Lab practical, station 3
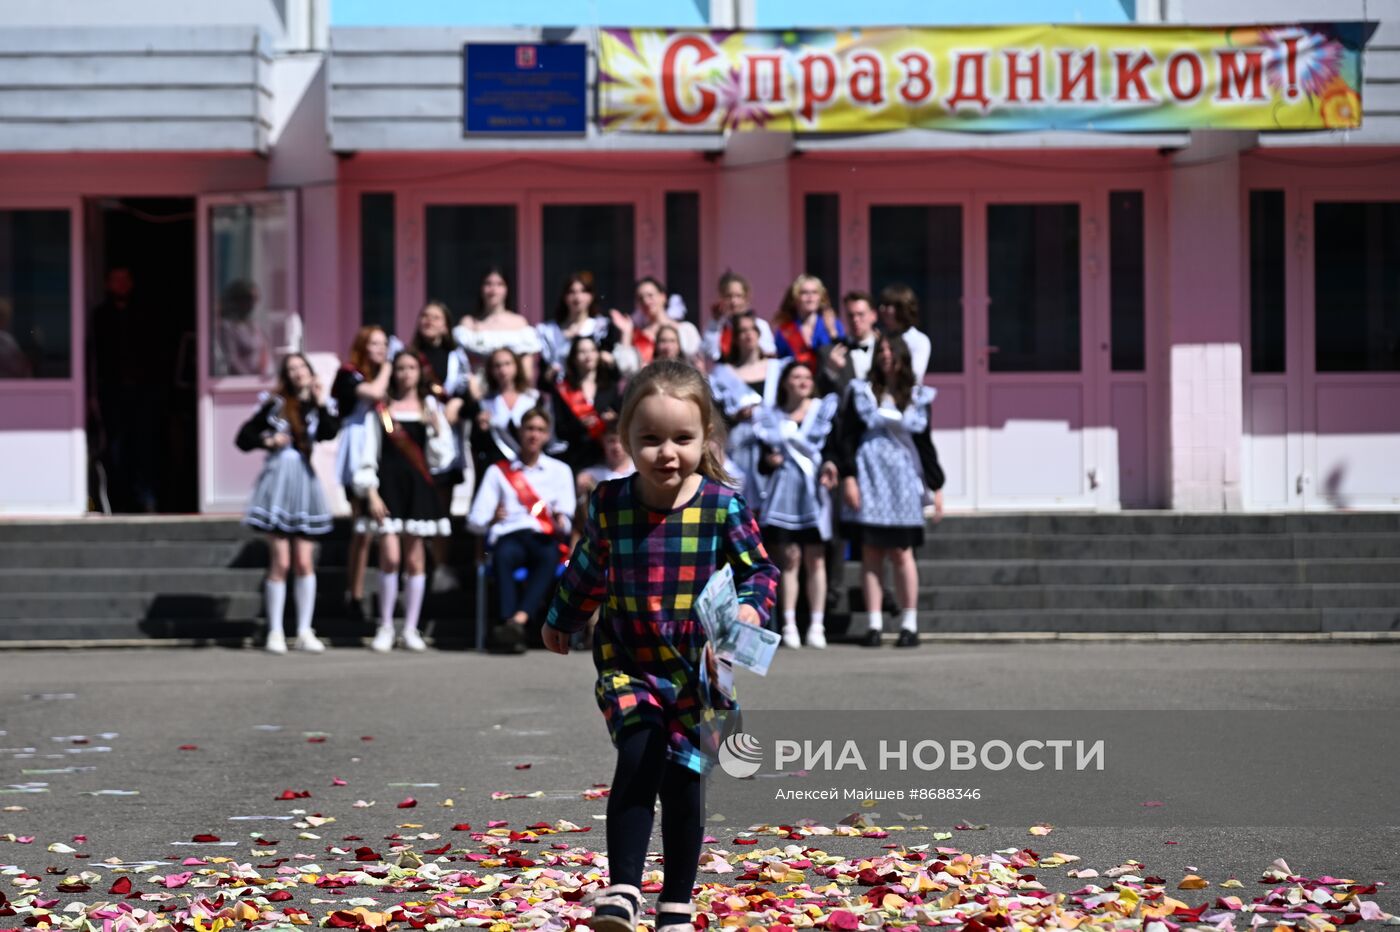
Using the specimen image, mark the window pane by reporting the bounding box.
[360,193,395,334]
[1249,190,1286,373]
[425,204,517,323]
[210,199,292,379]
[1315,201,1400,373]
[869,204,963,374]
[0,209,70,379]
[665,192,701,326]
[987,203,1080,373]
[542,204,634,316]
[804,193,840,298]
[1109,191,1145,372]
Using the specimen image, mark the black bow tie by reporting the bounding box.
[851,343,872,353]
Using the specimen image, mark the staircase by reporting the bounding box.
[0,518,472,645]
[846,513,1400,636]
[0,513,1397,644]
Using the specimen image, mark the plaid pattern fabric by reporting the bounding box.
[546,475,779,774]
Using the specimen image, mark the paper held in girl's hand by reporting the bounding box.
[695,564,780,676]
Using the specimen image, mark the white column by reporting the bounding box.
[1165,130,1255,511]
[715,130,794,313]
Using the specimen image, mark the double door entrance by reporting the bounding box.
[834,180,1163,511]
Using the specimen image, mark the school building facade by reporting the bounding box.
[1,0,1398,517]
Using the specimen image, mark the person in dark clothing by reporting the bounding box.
[89,267,162,513]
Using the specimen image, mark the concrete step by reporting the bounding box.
[0,592,264,620]
[0,611,473,642]
[912,513,1400,535]
[833,583,1400,612]
[907,533,1400,561]
[0,541,265,569]
[835,558,1400,587]
[0,568,266,594]
[840,608,1400,634]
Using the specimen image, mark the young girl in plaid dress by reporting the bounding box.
[543,360,779,932]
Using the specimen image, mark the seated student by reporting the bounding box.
[466,407,576,654]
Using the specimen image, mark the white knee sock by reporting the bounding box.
[378,571,399,630]
[402,574,426,634]
[264,580,287,635]
[900,609,919,632]
[809,611,825,632]
[782,610,798,631]
[293,575,317,636]
[867,610,883,632]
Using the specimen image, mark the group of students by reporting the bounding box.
[235,266,944,653]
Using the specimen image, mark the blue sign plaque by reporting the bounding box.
[464,43,587,135]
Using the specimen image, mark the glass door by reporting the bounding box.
[528,192,645,321]
[197,191,298,512]
[862,196,972,505]
[0,197,83,515]
[1298,193,1400,510]
[972,196,1099,509]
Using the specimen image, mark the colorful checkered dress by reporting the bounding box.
[546,474,779,774]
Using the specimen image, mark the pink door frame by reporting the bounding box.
[0,190,85,515]
[792,151,1169,510]
[336,153,721,338]
[1241,150,1400,511]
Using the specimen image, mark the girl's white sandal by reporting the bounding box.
[655,900,696,932]
[586,884,643,932]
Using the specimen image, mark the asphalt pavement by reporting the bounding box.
[1,642,1397,928]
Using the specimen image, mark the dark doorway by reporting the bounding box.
[86,198,197,513]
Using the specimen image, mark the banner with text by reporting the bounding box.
[597,24,1366,133]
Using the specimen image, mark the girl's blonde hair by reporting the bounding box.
[618,360,733,487]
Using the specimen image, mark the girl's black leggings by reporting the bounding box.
[605,725,706,904]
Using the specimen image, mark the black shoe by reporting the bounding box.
[861,629,883,647]
[490,622,528,654]
[345,597,366,623]
[895,630,920,648]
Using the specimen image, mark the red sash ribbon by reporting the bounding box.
[555,379,606,440]
[497,459,569,560]
[378,403,435,485]
[633,328,655,365]
[778,319,817,368]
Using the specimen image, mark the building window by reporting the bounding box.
[1109,191,1145,372]
[0,209,70,379]
[541,204,635,316]
[210,199,293,380]
[804,193,840,297]
[987,203,1081,373]
[360,193,395,335]
[1314,201,1400,373]
[425,205,518,323]
[1249,190,1286,374]
[665,192,701,326]
[869,204,963,374]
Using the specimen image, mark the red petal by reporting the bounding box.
[178,745,198,751]
[307,737,327,744]
[191,834,221,843]
[265,890,294,902]
[514,763,532,770]
[397,798,417,809]
[734,839,758,845]
[354,846,383,862]
[277,789,311,800]
[108,877,133,895]
[361,736,374,741]
[451,824,472,831]
[425,844,451,855]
